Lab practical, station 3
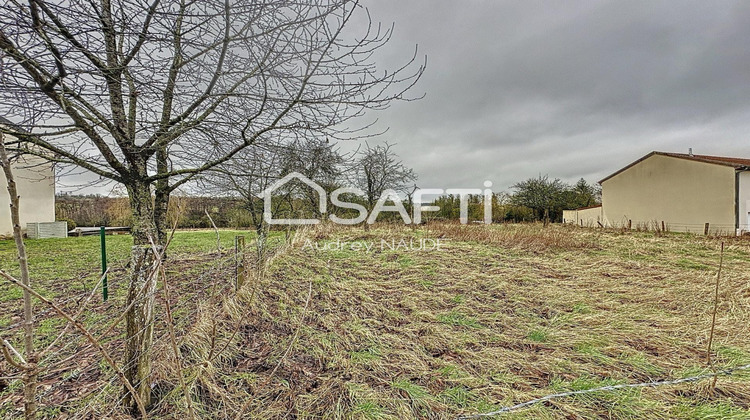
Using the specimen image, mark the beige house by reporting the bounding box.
[0,122,56,236]
[574,151,750,234]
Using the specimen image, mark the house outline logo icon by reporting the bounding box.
[258,172,326,224]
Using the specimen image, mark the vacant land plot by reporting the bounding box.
[215,224,750,419]
[1,224,749,419]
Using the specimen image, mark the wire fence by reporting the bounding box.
[457,363,750,419]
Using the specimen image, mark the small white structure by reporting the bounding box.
[0,120,56,237]
[563,205,603,227]
[27,221,67,239]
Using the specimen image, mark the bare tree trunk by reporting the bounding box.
[364,204,372,232]
[0,134,37,420]
[123,180,160,413]
[153,146,170,247]
[255,220,269,266]
[153,188,169,249]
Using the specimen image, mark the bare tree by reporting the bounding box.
[200,142,291,259]
[352,142,416,227]
[0,132,37,420]
[201,138,344,257]
[0,0,423,410]
[201,145,286,235]
[279,137,346,218]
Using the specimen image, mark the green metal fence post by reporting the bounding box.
[100,226,108,301]
[235,235,246,290]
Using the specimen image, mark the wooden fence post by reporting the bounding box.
[661,220,665,233]
[628,220,632,230]
[235,235,246,290]
[704,222,710,236]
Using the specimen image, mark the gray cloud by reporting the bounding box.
[357,0,750,191]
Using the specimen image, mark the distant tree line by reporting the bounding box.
[56,194,251,230]
[426,176,600,224]
[56,141,420,230]
[509,176,601,223]
[58,174,600,228]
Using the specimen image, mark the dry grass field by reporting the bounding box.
[1,224,750,419]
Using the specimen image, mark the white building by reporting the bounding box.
[0,120,56,236]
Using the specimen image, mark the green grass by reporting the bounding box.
[572,302,592,314]
[674,258,712,271]
[350,346,382,364]
[0,229,262,307]
[352,401,388,419]
[672,401,750,419]
[575,341,608,359]
[619,351,664,376]
[437,364,468,379]
[439,386,476,408]
[716,346,750,366]
[0,229,257,278]
[391,379,431,401]
[437,311,482,328]
[527,328,550,343]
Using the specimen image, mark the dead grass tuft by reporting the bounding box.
[427,221,602,252]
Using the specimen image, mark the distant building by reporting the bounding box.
[0,119,56,236]
[562,205,603,227]
[567,151,750,235]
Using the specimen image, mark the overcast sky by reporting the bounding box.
[350,0,750,192]
[53,1,750,195]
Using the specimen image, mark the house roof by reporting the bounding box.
[599,151,750,184]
